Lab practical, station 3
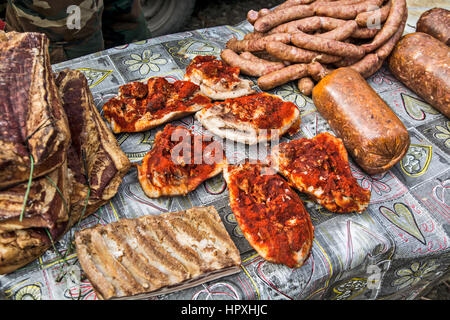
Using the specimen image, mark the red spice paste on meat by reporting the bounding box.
[185,55,240,88]
[102,77,210,132]
[229,163,313,268]
[279,133,370,209]
[212,93,298,129]
[141,125,223,187]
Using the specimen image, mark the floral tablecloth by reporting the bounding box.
[1,1,449,300]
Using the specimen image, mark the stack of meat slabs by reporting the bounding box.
[0,31,131,274]
[0,31,71,274]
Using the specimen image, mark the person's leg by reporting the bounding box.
[5,0,104,63]
[102,0,151,49]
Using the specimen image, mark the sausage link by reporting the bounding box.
[274,0,318,11]
[319,20,358,40]
[247,10,259,24]
[307,61,332,81]
[355,0,391,28]
[266,41,341,64]
[226,33,291,53]
[352,27,380,38]
[316,16,382,39]
[268,16,356,35]
[249,0,318,24]
[312,67,410,175]
[311,0,367,10]
[268,16,322,34]
[362,0,406,52]
[220,49,284,77]
[314,0,384,19]
[253,5,315,33]
[291,31,365,58]
[257,64,309,90]
[239,51,286,69]
[298,77,315,95]
[374,12,406,59]
[349,12,406,77]
[243,32,266,40]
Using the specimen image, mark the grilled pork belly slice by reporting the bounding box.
[75,206,241,299]
[195,92,300,145]
[102,77,211,133]
[55,69,131,223]
[271,132,371,213]
[184,55,254,100]
[137,124,227,198]
[223,161,314,268]
[0,31,70,189]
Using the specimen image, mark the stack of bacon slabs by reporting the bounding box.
[223,161,314,268]
[271,132,371,213]
[136,124,227,198]
[184,55,255,100]
[102,77,211,133]
[75,206,241,300]
[195,92,301,145]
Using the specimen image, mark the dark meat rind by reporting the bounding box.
[388,32,450,119]
[312,67,410,175]
[0,31,70,189]
[55,69,131,224]
[416,8,450,45]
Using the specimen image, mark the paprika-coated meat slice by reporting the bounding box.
[136,124,226,198]
[102,77,211,133]
[184,55,255,100]
[195,92,300,145]
[223,161,314,268]
[271,132,371,213]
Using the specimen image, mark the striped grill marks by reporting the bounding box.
[75,206,241,299]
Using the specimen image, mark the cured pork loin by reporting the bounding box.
[0,31,71,189]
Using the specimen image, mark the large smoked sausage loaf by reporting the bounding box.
[416,8,450,45]
[312,67,410,175]
[388,32,450,118]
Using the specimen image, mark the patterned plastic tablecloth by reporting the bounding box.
[1,1,449,300]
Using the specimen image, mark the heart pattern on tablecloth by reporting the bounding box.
[379,203,426,245]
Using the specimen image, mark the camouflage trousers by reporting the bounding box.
[5,0,151,63]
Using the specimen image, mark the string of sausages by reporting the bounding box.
[221,0,407,95]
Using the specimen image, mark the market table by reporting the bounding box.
[1,1,449,300]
